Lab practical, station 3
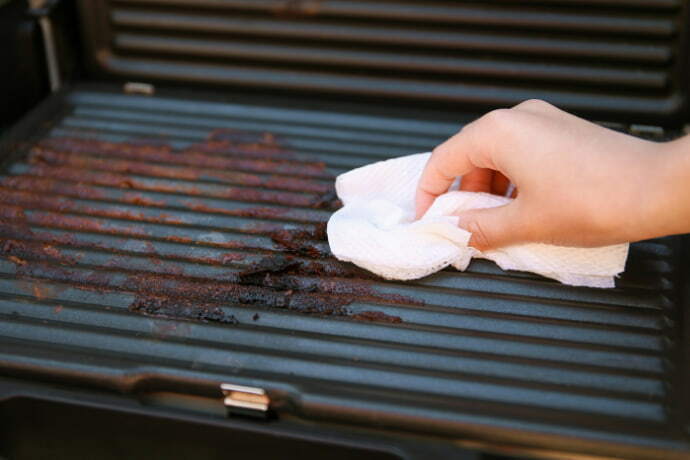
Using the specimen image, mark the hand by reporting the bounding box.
[415,99,690,251]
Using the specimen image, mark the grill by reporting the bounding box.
[1,0,690,458]
[0,84,688,459]
[79,0,690,123]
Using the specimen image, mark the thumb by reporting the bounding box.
[456,204,523,251]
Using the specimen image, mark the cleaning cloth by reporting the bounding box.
[326,153,628,287]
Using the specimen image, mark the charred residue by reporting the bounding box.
[130,295,238,324]
[124,268,353,318]
[36,137,328,177]
[1,239,77,267]
[0,132,411,325]
[308,190,341,209]
[28,148,333,194]
[269,223,329,258]
[352,311,403,324]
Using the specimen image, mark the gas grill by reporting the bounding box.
[0,1,689,459]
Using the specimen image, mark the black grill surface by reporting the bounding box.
[0,84,688,459]
[77,0,690,124]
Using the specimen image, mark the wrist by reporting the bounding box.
[640,137,690,241]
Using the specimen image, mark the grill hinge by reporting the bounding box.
[220,383,271,418]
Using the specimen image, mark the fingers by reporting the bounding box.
[456,203,526,251]
[459,168,493,193]
[415,101,542,219]
[415,187,438,221]
[415,129,478,218]
[458,169,511,196]
[491,172,511,196]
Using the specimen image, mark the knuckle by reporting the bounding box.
[431,144,446,158]
[471,109,516,153]
[515,98,551,111]
[479,108,514,132]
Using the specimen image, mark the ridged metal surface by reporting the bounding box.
[76,0,689,123]
[0,87,688,458]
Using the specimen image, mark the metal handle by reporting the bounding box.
[29,0,61,92]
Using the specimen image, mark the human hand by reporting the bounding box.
[415,99,689,251]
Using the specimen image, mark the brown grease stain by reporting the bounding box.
[0,133,415,326]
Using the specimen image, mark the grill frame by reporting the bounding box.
[0,82,688,459]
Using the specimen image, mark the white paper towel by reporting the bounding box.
[327,153,628,287]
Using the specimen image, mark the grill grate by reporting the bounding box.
[0,86,688,458]
[77,0,690,123]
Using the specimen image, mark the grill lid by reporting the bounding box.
[76,0,690,125]
[0,84,688,459]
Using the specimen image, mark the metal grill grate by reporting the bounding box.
[0,86,687,458]
[77,0,690,124]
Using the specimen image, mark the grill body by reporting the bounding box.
[0,84,688,459]
[1,0,689,458]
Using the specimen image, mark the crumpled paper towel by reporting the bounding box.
[326,153,628,287]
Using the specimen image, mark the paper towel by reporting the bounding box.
[326,153,628,287]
